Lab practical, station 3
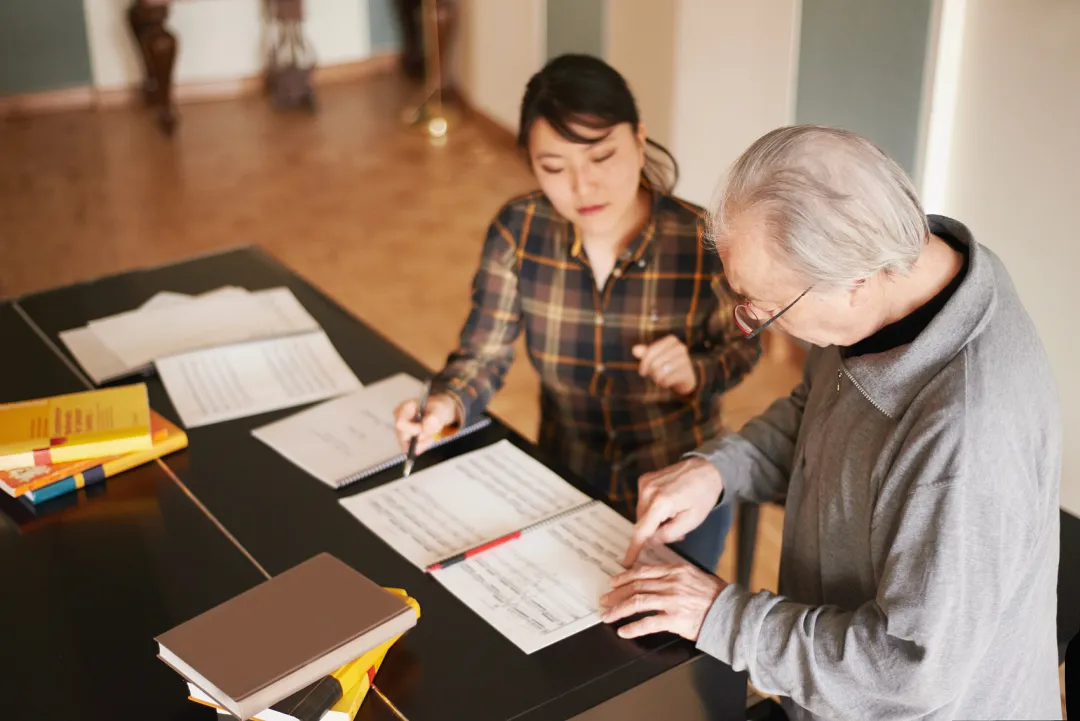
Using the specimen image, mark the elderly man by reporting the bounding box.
[601,126,1062,720]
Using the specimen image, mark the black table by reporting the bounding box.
[9,248,750,720]
[0,302,405,721]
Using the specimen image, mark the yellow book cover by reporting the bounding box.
[0,384,153,471]
[328,587,420,719]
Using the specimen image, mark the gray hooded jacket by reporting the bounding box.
[694,216,1062,721]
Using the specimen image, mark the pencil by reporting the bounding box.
[425,500,596,572]
[403,380,431,477]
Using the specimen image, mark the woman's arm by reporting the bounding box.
[690,273,763,396]
[431,205,524,426]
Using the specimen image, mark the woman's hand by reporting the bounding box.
[393,394,460,456]
[632,335,697,395]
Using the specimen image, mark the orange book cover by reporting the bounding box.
[0,411,186,498]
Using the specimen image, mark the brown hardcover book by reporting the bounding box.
[155,553,416,720]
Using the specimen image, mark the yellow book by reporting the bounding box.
[328,588,420,719]
[0,384,153,471]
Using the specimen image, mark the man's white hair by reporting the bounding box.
[708,125,929,290]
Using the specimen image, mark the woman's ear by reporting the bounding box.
[636,122,647,165]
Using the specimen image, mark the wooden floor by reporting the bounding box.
[0,72,1068,715]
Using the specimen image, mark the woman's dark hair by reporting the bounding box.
[517,54,679,194]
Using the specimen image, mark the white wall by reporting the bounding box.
[925,0,1080,515]
[670,0,802,206]
[456,0,546,133]
[604,0,677,148]
[83,0,372,91]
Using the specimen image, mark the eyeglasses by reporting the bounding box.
[733,286,812,339]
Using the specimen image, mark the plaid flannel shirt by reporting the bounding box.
[432,189,761,510]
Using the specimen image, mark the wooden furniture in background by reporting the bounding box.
[394,0,459,101]
[126,0,317,134]
[127,0,178,134]
[266,0,317,111]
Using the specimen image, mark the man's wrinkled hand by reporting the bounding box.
[600,563,727,642]
[623,457,725,567]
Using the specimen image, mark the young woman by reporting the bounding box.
[393,54,760,570]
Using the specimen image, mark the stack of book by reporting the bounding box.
[156,553,419,721]
[0,384,187,506]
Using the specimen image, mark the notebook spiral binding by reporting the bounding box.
[330,416,493,489]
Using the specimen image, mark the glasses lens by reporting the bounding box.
[733,305,759,336]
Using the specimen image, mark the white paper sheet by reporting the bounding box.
[87,287,319,369]
[433,502,682,653]
[59,290,201,384]
[251,372,493,487]
[251,373,436,486]
[138,290,203,311]
[156,331,362,428]
[187,683,350,721]
[339,440,683,653]
[59,287,270,385]
[340,440,593,568]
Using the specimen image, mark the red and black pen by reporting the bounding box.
[425,500,596,573]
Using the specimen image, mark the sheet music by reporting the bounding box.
[86,287,319,369]
[252,372,466,486]
[340,440,592,568]
[433,502,682,653]
[340,440,684,653]
[156,331,362,427]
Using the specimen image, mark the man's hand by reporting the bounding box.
[623,457,724,567]
[600,563,727,641]
[632,335,697,395]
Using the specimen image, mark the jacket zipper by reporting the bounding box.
[837,364,893,419]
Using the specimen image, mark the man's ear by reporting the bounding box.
[848,277,871,307]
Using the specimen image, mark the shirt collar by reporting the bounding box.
[841,216,996,418]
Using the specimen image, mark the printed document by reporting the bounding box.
[339,440,683,653]
[156,331,362,428]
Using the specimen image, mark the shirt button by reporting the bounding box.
[595,314,604,326]
[608,429,617,439]
[595,363,605,373]
[612,268,622,278]
[637,259,647,268]
[703,339,712,349]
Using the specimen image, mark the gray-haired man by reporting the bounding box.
[601,125,1062,721]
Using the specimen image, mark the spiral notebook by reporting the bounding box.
[251,372,491,489]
